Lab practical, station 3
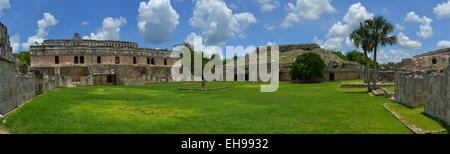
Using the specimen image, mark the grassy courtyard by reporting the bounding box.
[2,82,413,134]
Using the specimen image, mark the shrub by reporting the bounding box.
[291,53,326,83]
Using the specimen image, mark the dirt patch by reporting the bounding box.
[0,129,10,134]
[116,106,184,118]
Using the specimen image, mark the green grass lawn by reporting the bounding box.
[385,103,448,133]
[3,82,412,134]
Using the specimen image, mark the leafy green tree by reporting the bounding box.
[291,53,326,83]
[346,50,377,68]
[331,51,348,61]
[16,51,31,65]
[379,62,395,70]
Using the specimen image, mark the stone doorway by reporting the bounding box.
[94,74,116,85]
[329,73,335,81]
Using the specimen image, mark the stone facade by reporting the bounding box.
[395,61,450,124]
[30,33,177,86]
[275,44,362,81]
[396,48,450,72]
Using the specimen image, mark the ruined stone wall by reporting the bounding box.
[396,48,450,72]
[365,71,396,83]
[395,72,426,108]
[423,70,450,124]
[0,23,17,114]
[16,75,36,107]
[395,65,450,124]
[0,59,17,114]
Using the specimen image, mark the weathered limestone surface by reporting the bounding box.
[423,69,450,124]
[29,33,177,85]
[395,62,450,124]
[397,48,450,72]
[1,23,59,114]
[395,72,425,108]
[0,23,18,114]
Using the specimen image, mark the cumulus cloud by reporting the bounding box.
[397,33,422,49]
[434,0,450,19]
[256,0,279,13]
[395,23,405,31]
[378,49,411,64]
[83,17,127,40]
[9,34,20,53]
[184,32,223,57]
[282,0,336,28]
[21,12,58,50]
[190,0,257,45]
[317,2,374,50]
[0,0,10,16]
[437,40,450,49]
[138,0,180,44]
[404,12,433,39]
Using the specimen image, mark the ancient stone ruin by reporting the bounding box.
[1,23,57,114]
[395,58,450,125]
[29,33,177,86]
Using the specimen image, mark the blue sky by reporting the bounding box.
[1,0,450,63]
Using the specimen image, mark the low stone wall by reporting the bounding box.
[16,75,36,106]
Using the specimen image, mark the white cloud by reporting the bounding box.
[138,0,180,44]
[0,0,10,16]
[404,12,433,39]
[318,2,374,50]
[184,32,223,56]
[264,24,276,31]
[190,0,257,45]
[434,0,450,19]
[378,49,411,64]
[9,34,20,53]
[21,12,58,50]
[81,21,90,26]
[83,17,127,40]
[397,33,422,49]
[395,23,405,31]
[282,0,336,28]
[256,0,279,13]
[266,42,277,46]
[437,40,450,49]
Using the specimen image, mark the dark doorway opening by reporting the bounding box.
[107,75,116,84]
[329,73,335,81]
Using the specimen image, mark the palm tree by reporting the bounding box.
[364,16,397,90]
[350,23,375,92]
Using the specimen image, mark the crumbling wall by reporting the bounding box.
[423,70,450,124]
[0,58,17,114]
[395,65,450,124]
[395,72,426,108]
[16,75,36,107]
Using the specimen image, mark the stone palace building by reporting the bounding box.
[29,33,177,86]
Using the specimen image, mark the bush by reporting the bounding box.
[291,53,325,82]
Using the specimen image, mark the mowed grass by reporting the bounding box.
[3,82,411,134]
[385,103,448,133]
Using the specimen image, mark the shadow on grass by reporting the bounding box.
[421,113,450,133]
